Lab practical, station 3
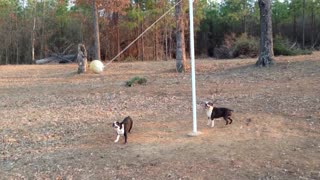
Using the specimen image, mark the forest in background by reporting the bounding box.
[0,0,319,65]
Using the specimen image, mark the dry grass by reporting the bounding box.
[0,52,320,179]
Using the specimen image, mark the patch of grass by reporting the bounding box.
[123,56,137,62]
[293,48,312,55]
[125,76,147,87]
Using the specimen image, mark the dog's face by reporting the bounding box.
[112,121,121,129]
[204,102,214,109]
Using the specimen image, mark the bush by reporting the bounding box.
[273,35,312,56]
[213,33,235,59]
[125,76,147,87]
[123,56,137,62]
[214,33,259,59]
[273,35,296,56]
[214,34,312,59]
[214,46,233,59]
[232,33,259,58]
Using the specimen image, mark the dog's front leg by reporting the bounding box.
[114,134,120,143]
[211,119,215,127]
[207,118,211,126]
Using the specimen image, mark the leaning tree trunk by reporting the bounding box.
[256,0,274,67]
[175,0,187,72]
[77,44,88,74]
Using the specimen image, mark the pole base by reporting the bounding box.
[187,131,202,137]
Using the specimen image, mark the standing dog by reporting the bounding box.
[112,116,133,144]
[205,102,233,127]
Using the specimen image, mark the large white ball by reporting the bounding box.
[89,60,105,74]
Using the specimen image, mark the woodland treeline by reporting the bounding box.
[0,0,319,65]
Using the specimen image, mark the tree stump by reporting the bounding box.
[77,44,88,74]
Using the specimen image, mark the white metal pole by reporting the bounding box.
[189,0,198,134]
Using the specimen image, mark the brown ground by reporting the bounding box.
[0,53,319,180]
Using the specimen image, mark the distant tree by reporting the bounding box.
[220,0,255,34]
[175,0,187,72]
[78,0,129,61]
[256,0,274,67]
[272,0,290,35]
[92,0,101,60]
[302,0,306,49]
[31,3,36,64]
[289,0,301,42]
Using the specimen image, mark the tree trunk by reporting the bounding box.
[40,0,46,59]
[93,0,101,60]
[115,13,120,60]
[256,0,274,67]
[138,21,142,61]
[154,27,158,60]
[31,6,36,64]
[243,0,247,34]
[293,6,297,42]
[16,43,19,64]
[15,19,19,64]
[165,23,168,61]
[175,0,187,72]
[311,3,315,48]
[5,47,9,65]
[77,44,88,74]
[302,0,305,49]
[141,21,145,61]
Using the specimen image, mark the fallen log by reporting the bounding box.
[35,54,76,64]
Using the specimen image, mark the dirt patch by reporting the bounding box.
[1,53,320,179]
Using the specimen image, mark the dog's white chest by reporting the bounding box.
[206,107,213,118]
[115,128,124,135]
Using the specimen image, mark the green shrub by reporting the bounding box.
[273,35,312,56]
[126,76,147,87]
[273,35,296,56]
[232,33,259,58]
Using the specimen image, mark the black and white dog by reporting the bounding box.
[112,116,133,144]
[204,101,234,127]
